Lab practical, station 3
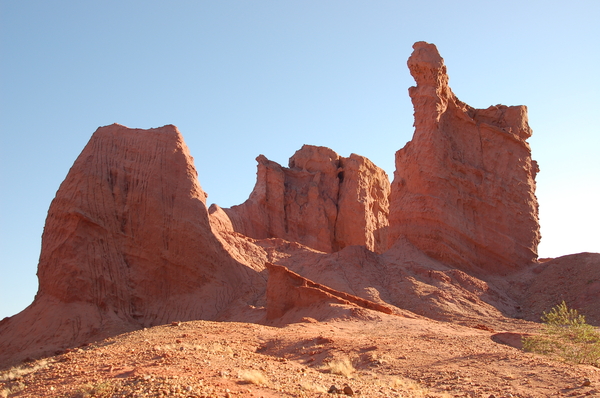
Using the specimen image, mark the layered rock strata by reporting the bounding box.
[388,41,540,274]
[265,263,393,321]
[0,124,263,366]
[223,145,390,253]
[0,42,554,369]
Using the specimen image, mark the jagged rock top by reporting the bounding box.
[388,41,540,274]
[407,41,448,88]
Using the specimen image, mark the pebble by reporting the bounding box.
[583,378,591,386]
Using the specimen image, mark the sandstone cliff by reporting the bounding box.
[223,145,390,253]
[0,124,264,366]
[5,42,591,372]
[388,41,540,274]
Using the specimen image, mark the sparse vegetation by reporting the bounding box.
[390,377,430,397]
[1,383,25,398]
[0,359,51,382]
[73,381,115,398]
[300,381,328,393]
[0,359,52,397]
[239,369,269,386]
[326,357,355,378]
[523,301,600,367]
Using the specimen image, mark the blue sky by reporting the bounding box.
[1,1,599,319]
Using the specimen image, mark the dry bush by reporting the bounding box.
[0,359,51,398]
[239,369,268,386]
[1,383,25,398]
[327,357,355,378]
[0,359,50,382]
[300,381,328,393]
[390,377,429,397]
[73,381,115,398]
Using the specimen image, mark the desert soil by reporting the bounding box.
[1,310,599,398]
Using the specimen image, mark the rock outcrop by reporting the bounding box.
[0,124,263,366]
[223,145,390,253]
[1,42,560,370]
[388,41,540,274]
[265,263,393,321]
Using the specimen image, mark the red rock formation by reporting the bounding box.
[388,41,540,274]
[0,42,560,369]
[265,263,393,321]
[224,145,390,253]
[0,124,263,367]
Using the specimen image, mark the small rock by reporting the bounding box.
[328,385,339,394]
[583,378,591,386]
[343,385,354,396]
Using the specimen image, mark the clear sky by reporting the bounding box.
[1,1,599,320]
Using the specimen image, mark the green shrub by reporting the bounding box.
[523,301,600,367]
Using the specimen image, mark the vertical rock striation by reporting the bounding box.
[36,124,256,321]
[388,42,540,273]
[223,145,390,253]
[0,124,261,367]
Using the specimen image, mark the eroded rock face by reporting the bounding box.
[224,145,390,253]
[0,124,263,366]
[388,42,540,274]
[265,262,393,321]
[36,124,258,320]
[1,42,552,369]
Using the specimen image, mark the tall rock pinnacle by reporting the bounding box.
[388,41,540,274]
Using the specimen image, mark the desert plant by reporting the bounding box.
[300,381,327,393]
[238,369,268,386]
[523,301,600,367]
[326,357,354,378]
[390,377,430,397]
[0,359,50,382]
[73,381,115,398]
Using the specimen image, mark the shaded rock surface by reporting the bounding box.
[521,252,600,325]
[265,262,393,322]
[388,41,540,274]
[0,124,264,366]
[223,145,390,254]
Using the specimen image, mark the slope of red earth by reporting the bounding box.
[2,315,599,398]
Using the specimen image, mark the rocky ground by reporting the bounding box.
[2,310,598,398]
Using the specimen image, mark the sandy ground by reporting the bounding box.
[2,310,599,398]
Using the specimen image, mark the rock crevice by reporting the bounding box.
[223,145,390,254]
